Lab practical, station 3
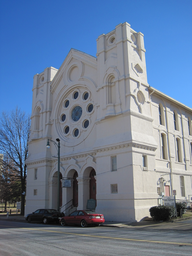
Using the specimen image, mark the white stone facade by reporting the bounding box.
[26,22,192,222]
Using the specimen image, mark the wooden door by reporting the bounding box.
[165,185,170,197]
[90,169,96,200]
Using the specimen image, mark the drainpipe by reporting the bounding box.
[165,105,173,196]
[181,114,187,170]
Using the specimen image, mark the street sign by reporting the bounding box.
[16,202,21,210]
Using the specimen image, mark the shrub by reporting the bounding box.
[176,202,186,217]
[149,206,173,221]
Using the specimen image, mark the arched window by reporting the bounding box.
[173,111,179,130]
[188,117,192,135]
[180,176,185,197]
[107,76,116,104]
[159,104,165,125]
[35,107,41,131]
[161,133,167,159]
[176,138,182,162]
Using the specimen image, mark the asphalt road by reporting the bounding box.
[0,219,192,256]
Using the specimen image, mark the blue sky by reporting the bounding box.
[0,0,192,115]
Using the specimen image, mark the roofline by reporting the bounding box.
[148,86,192,112]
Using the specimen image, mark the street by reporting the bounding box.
[0,219,192,256]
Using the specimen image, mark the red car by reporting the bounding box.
[59,210,105,227]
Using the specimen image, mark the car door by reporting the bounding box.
[39,209,46,221]
[31,209,41,221]
[76,211,85,225]
[67,211,78,225]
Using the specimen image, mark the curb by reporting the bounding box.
[0,215,26,223]
[102,215,192,228]
[0,215,191,227]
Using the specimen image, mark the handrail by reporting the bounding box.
[60,199,73,214]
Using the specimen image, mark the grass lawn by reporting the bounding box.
[0,202,20,214]
[182,209,192,218]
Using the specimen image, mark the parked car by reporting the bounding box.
[26,209,64,224]
[59,210,105,227]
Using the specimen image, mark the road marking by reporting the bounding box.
[21,228,192,247]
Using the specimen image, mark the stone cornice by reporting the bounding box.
[26,141,156,166]
[149,86,192,113]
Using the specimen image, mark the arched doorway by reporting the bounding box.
[90,169,96,201]
[73,171,78,207]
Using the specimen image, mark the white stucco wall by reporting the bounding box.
[25,22,192,222]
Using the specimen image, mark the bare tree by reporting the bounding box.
[0,108,30,215]
[0,156,21,212]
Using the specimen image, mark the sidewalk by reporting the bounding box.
[0,212,191,227]
[0,214,26,222]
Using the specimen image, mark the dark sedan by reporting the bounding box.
[26,209,63,224]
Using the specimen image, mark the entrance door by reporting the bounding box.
[90,169,96,200]
[73,171,78,207]
[165,185,170,196]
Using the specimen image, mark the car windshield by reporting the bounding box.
[47,209,57,213]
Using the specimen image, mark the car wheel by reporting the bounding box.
[80,220,87,227]
[43,217,48,224]
[27,216,31,223]
[60,220,66,227]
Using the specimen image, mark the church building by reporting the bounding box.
[26,22,192,222]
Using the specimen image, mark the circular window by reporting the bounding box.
[131,34,137,44]
[61,114,66,122]
[73,91,79,99]
[73,128,79,137]
[137,91,145,104]
[71,106,82,121]
[87,104,93,113]
[64,100,69,108]
[83,92,89,101]
[108,35,115,44]
[83,120,89,129]
[57,87,95,142]
[64,126,69,134]
[110,37,115,44]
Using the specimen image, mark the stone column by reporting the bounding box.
[83,178,90,209]
[77,178,84,210]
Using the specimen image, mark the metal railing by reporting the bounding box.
[60,199,75,215]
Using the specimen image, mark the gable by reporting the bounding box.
[51,49,97,94]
